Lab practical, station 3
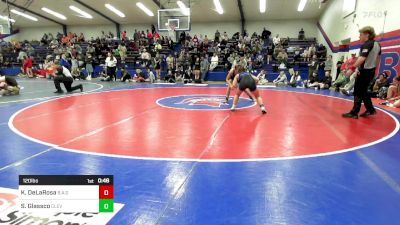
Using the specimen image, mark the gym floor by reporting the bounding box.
[0,78,399,225]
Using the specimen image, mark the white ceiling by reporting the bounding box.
[0,0,327,27]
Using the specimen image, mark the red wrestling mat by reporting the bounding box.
[10,88,398,161]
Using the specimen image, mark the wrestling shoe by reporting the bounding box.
[342,112,358,119]
[359,110,377,117]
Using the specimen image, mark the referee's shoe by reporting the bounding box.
[342,112,358,119]
[359,110,377,117]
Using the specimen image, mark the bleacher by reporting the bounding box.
[0,36,324,81]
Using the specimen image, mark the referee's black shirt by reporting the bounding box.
[359,39,381,70]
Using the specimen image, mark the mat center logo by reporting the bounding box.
[157,94,255,110]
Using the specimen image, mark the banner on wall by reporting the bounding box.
[380,47,400,77]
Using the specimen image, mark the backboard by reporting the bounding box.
[158,8,190,31]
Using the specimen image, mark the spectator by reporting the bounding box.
[71,67,84,80]
[24,56,33,78]
[210,53,219,71]
[85,53,94,80]
[203,35,209,46]
[56,32,63,41]
[133,29,140,42]
[183,66,194,83]
[166,54,174,70]
[368,72,390,99]
[105,52,117,81]
[154,53,161,81]
[155,42,162,51]
[86,44,95,56]
[277,50,288,66]
[371,72,390,94]
[292,47,301,63]
[49,39,59,49]
[71,56,79,75]
[215,30,220,42]
[298,28,305,40]
[340,71,358,96]
[179,31,186,44]
[192,35,199,45]
[273,71,288,86]
[309,71,332,90]
[146,67,156,83]
[154,31,160,42]
[383,96,400,108]
[305,71,319,88]
[48,33,54,41]
[193,57,201,81]
[316,44,327,59]
[41,33,48,45]
[141,49,151,67]
[289,71,303,87]
[222,32,229,41]
[200,56,210,82]
[26,45,35,57]
[121,30,127,41]
[238,56,247,70]
[381,77,400,107]
[301,48,309,62]
[17,49,27,62]
[118,43,127,63]
[385,74,400,99]
[78,33,85,42]
[334,56,345,81]
[323,55,333,75]
[332,71,349,92]
[120,66,132,82]
[261,28,271,47]
[308,55,318,80]
[75,44,82,55]
[146,30,153,44]
[175,65,184,82]
[307,44,316,61]
[254,54,264,69]
[257,70,268,85]
[164,69,175,83]
[108,31,114,39]
[273,34,280,46]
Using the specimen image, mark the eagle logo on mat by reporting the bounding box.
[156,94,255,110]
[176,97,227,107]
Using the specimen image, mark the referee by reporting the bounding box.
[342,26,381,119]
[53,62,83,94]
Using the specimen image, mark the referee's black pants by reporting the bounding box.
[54,76,81,92]
[350,68,375,114]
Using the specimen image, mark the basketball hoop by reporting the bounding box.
[167,23,176,32]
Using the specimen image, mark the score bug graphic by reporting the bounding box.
[99,185,114,213]
[18,175,115,213]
